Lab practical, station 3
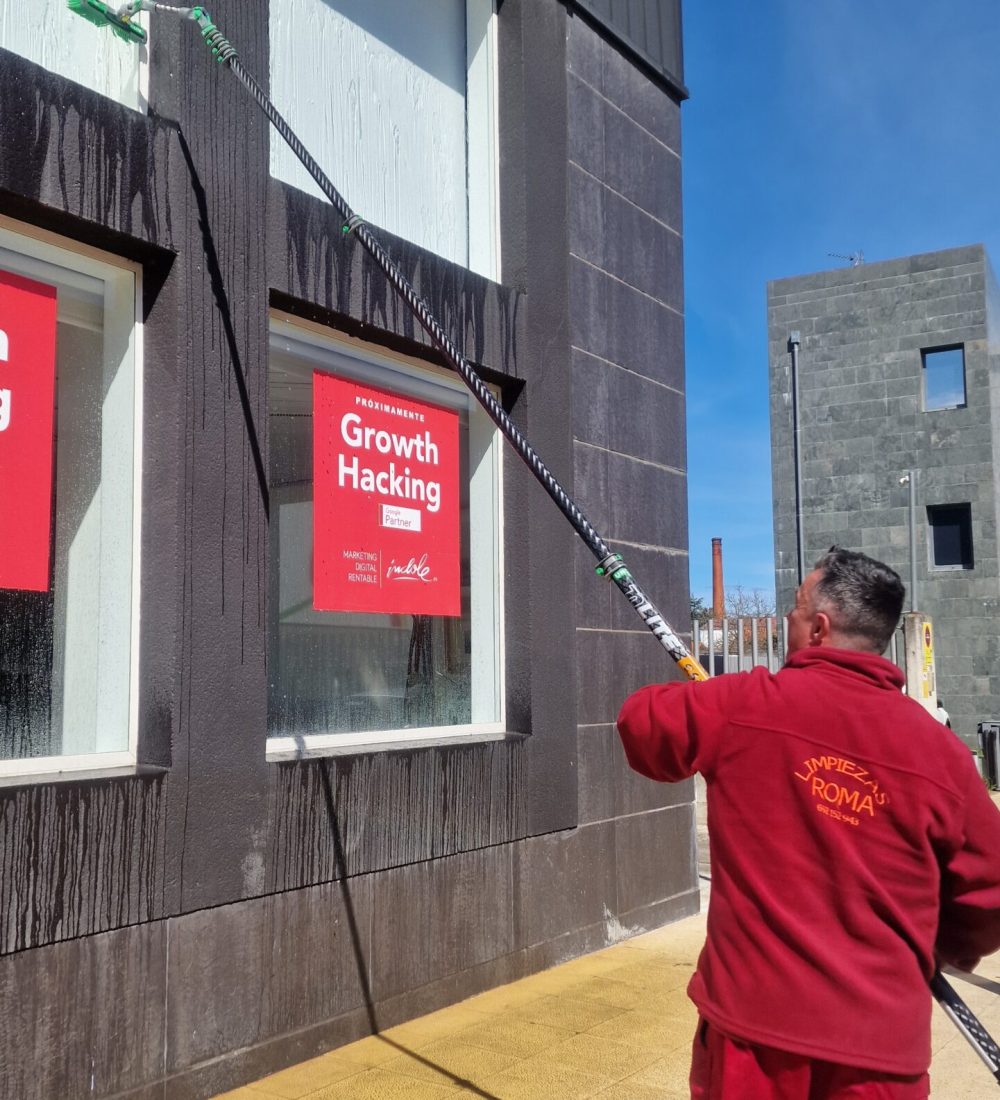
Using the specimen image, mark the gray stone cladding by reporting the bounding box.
[769,245,1000,745]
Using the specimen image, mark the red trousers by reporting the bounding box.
[690,1019,930,1100]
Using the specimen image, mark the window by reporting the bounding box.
[269,0,499,278]
[927,504,974,570]
[922,345,966,410]
[267,316,504,753]
[1,3,148,112]
[0,220,141,776]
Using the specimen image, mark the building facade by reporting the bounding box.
[0,2,693,1096]
[769,245,1000,744]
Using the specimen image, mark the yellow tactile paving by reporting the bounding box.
[378,1036,522,1089]
[214,891,1000,1100]
[305,1068,459,1099]
[241,1054,363,1098]
[449,1015,573,1059]
[515,993,628,1033]
[542,1030,666,1081]
[474,1062,608,1100]
[379,1006,498,1050]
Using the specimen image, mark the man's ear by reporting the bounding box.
[810,611,832,646]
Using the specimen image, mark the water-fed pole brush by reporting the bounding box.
[64,3,1000,1081]
[66,0,147,43]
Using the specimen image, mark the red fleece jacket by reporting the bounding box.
[616,647,1000,1075]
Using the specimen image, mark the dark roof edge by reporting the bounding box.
[563,0,690,102]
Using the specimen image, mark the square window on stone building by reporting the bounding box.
[927,503,974,570]
[267,317,505,753]
[921,345,966,410]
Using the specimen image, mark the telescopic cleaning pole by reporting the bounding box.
[67,2,1000,1082]
[114,2,708,683]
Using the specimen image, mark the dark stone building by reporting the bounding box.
[0,1,693,1096]
[769,245,1000,744]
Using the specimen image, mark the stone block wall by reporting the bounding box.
[769,245,1000,743]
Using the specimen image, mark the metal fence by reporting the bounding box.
[691,618,903,677]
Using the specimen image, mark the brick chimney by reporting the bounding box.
[712,537,725,623]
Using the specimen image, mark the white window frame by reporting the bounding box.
[267,312,505,756]
[0,216,143,778]
[467,0,502,280]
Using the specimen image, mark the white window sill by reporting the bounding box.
[0,762,167,789]
[267,727,526,762]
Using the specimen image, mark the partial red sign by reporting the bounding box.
[0,270,57,593]
[313,371,461,616]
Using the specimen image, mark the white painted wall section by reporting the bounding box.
[0,0,147,112]
[271,0,498,278]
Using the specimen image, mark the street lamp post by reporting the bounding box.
[789,332,804,585]
[899,471,918,612]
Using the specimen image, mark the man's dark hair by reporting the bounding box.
[812,546,905,652]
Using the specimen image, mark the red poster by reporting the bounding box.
[0,270,57,593]
[313,372,461,616]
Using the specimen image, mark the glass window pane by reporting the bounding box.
[928,504,973,570]
[267,322,503,746]
[923,346,966,410]
[0,227,138,767]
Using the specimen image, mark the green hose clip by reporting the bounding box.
[342,215,366,237]
[595,552,629,583]
[189,6,229,62]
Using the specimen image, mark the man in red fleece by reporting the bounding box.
[617,547,1000,1099]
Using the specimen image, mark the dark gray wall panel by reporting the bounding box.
[159,0,271,913]
[266,745,526,893]
[576,628,688,730]
[570,347,686,471]
[615,804,695,915]
[498,0,580,837]
[514,820,617,950]
[573,441,687,551]
[269,183,525,379]
[616,743,693,816]
[577,726,618,824]
[568,0,685,96]
[165,878,373,1073]
[569,178,683,315]
[570,259,685,388]
[0,50,178,250]
[0,776,167,954]
[0,920,167,1098]
[371,844,514,1002]
[574,542,690,638]
[579,724,692,824]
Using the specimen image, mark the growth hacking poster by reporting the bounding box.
[313,371,461,616]
[0,270,57,593]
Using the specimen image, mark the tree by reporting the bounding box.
[724,585,775,619]
[691,587,779,664]
[690,594,711,622]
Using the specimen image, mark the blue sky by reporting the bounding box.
[682,1,1000,609]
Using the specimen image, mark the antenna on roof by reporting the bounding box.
[828,250,865,267]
